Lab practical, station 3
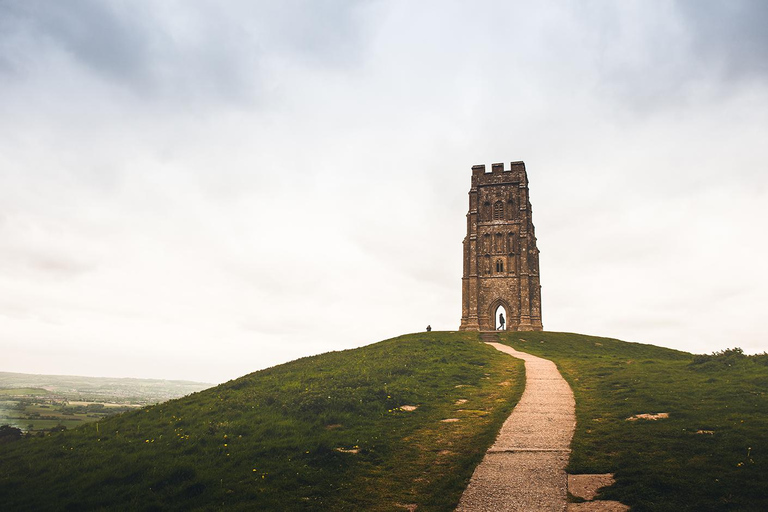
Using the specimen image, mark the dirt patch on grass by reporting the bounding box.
[568,474,629,511]
[399,405,418,412]
[568,474,615,500]
[440,418,460,423]
[626,412,669,421]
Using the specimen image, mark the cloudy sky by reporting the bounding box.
[1,0,767,383]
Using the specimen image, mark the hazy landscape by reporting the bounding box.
[0,372,210,433]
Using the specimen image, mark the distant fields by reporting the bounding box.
[0,389,139,432]
[0,387,51,396]
[1,332,766,511]
[0,373,210,433]
[0,371,211,403]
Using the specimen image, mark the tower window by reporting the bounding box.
[482,201,491,220]
[493,201,504,220]
[495,259,504,272]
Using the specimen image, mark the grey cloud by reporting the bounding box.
[1,1,149,80]
[0,0,372,104]
[675,0,768,81]
[33,2,151,83]
[248,0,372,66]
[30,255,95,276]
[578,0,768,111]
[0,0,253,103]
[0,246,96,278]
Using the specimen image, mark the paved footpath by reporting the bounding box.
[457,342,576,512]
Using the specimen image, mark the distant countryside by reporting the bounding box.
[0,372,211,434]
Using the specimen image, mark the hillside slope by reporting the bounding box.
[0,332,524,511]
[495,332,768,512]
[2,331,767,511]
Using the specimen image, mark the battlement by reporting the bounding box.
[471,161,526,177]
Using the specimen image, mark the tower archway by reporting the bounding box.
[495,304,507,330]
[489,299,510,331]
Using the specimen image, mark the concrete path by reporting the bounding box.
[457,341,576,512]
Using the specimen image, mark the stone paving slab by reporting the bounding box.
[456,342,576,512]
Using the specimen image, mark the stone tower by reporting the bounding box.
[460,162,543,331]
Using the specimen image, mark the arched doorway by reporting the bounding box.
[494,304,507,331]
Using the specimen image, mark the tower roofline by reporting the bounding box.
[471,161,527,176]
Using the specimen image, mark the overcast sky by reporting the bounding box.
[1,0,767,383]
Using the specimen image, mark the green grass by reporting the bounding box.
[497,331,768,512]
[6,418,85,430]
[3,331,767,511]
[0,388,52,396]
[0,332,524,511]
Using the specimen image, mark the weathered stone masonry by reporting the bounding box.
[460,161,543,331]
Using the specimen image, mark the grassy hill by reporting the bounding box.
[497,332,768,512]
[0,332,524,511]
[1,331,767,511]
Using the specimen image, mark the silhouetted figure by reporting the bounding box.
[498,313,505,331]
[426,325,432,332]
